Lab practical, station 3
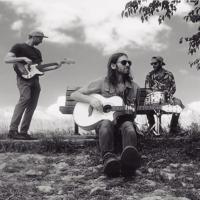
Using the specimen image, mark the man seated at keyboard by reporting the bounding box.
[145,56,185,134]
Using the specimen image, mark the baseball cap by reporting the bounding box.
[29,31,48,38]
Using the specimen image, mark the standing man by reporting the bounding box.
[145,56,184,134]
[71,52,141,178]
[5,31,63,139]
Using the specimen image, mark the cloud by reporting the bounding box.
[1,98,200,134]
[175,0,193,16]
[180,101,200,128]
[11,20,23,31]
[179,69,189,75]
[0,96,74,133]
[1,0,171,54]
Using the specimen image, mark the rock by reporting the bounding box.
[37,185,54,194]
[181,163,194,168]
[61,175,85,182]
[160,170,176,182]
[3,164,23,173]
[94,175,107,182]
[196,172,200,176]
[181,182,187,187]
[45,195,64,200]
[186,177,193,181]
[153,189,167,196]
[57,190,63,195]
[147,168,154,173]
[0,163,6,170]
[90,186,110,196]
[109,195,124,200]
[169,163,180,168]
[136,169,143,176]
[54,162,69,171]
[144,179,157,187]
[87,166,98,173]
[141,196,162,200]
[155,159,165,163]
[25,169,43,177]
[95,164,103,169]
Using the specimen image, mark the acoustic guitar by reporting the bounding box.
[73,94,135,131]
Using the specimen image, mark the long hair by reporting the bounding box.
[106,52,133,86]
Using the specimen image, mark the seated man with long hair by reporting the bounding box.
[71,52,141,177]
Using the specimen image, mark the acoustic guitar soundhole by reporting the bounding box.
[103,105,112,113]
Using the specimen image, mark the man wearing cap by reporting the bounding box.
[4,31,60,139]
[145,56,184,134]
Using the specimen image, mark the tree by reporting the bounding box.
[122,0,200,70]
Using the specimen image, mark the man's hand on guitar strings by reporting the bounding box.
[125,104,135,113]
[56,59,76,68]
[89,97,103,113]
[24,57,32,65]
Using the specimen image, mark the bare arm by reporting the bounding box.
[4,52,32,64]
[71,90,94,104]
[71,80,104,112]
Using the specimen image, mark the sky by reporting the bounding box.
[0,0,200,133]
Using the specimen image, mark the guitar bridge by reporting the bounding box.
[88,106,93,116]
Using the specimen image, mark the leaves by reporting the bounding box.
[121,0,200,70]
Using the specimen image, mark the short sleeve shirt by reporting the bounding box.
[145,68,176,95]
[9,43,43,79]
[10,43,42,64]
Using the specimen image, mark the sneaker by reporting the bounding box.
[120,146,141,177]
[7,130,25,140]
[103,152,120,178]
[19,132,37,140]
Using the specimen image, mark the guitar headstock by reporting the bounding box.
[60,58,75,65]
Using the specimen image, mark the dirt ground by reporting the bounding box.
[0,136,199,200]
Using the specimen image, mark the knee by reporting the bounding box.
[99,120,113,130]
[173,98,185,108]
[19,94,31,105]
[121,121,136,135]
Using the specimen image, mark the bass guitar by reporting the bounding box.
[14,58,75,79]
[73,94,135,131]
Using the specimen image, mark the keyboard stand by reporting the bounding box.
[149,109,163,136]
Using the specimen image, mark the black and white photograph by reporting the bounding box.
[0,0,199,199]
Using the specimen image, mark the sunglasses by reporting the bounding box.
[118,60,132,66]
[151,62,158,65]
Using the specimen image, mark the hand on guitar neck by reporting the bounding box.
[55,58,75,69]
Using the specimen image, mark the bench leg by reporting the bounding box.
[74,123,79,135]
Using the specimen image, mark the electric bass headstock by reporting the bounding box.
[60,58,75,65]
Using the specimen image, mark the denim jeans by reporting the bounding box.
[10,76,41,133]
[95,119,137,157]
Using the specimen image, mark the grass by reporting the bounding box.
[0,120,199,154]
